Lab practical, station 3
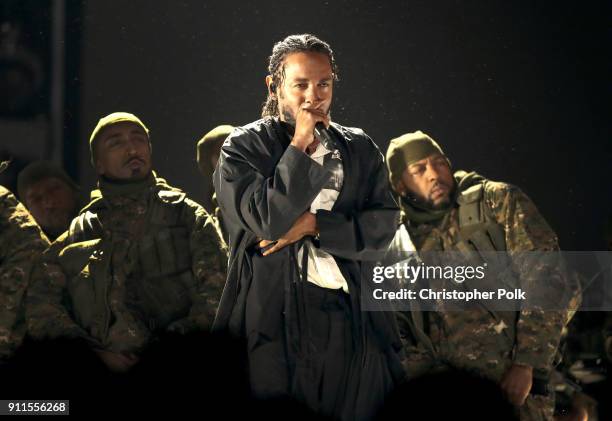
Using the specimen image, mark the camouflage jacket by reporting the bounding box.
[604,311,612,361]
[0,186,49,358]
[402,171,568,374]
[26,175,226,354]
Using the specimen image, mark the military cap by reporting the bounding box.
[17,160,79,202]
[386,130,449,187]
[196,125,234,177]
[89,112,150,166]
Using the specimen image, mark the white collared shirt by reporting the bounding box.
[298,141,349,292]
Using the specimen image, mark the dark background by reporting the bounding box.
[1,0,610,250]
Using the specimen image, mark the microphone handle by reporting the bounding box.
[313,122,337,150]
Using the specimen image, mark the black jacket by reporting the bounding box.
[213,116,399,328]
[212,118,404,418]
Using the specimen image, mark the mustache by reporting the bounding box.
[430,180,451,191]
[124,156,145,166]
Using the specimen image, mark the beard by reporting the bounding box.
[428,181,455,209]
[281,107,296,126]
[41,211,73,239]
[278,92,332,127]
[405,181,457,211]
[129,166,148,179]
[123,156,151,180]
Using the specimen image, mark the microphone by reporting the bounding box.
[313,122,337,150]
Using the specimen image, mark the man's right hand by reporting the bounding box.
[258,211,318,256]
[291,102,330,152]
[605,336,612,362]
[500,364,533,407]
[95,349,139,373]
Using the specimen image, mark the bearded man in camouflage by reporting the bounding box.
[26,113,226,372]
[386,131,571,421]
[0,161,49,360]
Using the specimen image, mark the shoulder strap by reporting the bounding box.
[157,189,186,204]
[456,182,506,252]
[68,210,103,243]
[149,188,187,226]
[457,183,485,228]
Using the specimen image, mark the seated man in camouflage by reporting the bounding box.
[386,131,570,421]
[0,162,50,360]
[26,113,226,372]
[17,160,81,241]
[196,125,233,247]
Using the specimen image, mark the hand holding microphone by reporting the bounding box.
[313,122,338,151]
[291,102,331,152]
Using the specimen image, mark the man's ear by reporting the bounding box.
[265,75,275,95]
[95,157,104,176]
[394,180,407,196]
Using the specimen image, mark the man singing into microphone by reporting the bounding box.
[213,34,405,419]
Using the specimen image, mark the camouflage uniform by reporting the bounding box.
[196,125,234,246]
[0,186,49,358]
[399,171,568,421]
[26,174,226,354]
[605,313,612,362]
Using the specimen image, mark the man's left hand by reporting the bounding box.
[500,364,533,406]
[259,212,318,256]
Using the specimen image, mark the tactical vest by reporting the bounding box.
[61,188,196,346]
[404,182,575,375]
[404,182,520,358]
[454,183,505,254]
[453,183,577,371]
[415,182,518,287]
[449,182,520,309]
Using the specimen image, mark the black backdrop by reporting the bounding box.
[60,0,612,250]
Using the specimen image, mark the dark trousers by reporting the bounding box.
[248,282,354,418]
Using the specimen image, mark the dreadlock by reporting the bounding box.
[261,34,339,118]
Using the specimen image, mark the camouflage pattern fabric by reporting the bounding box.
[401,173,568,421]
[0,186,49,358]
[26,175,227,354]
[605,312,612,361]
[211,192,229,248]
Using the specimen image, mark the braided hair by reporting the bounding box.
[261,34,339,118]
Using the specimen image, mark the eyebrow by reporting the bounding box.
[104,134,122,142]
[104,130,145,141]
[290,77,333,83]
[26,192,40,201]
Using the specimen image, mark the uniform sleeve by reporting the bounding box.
[214,128,331,241]
[175,199,228,331]
[0,188,49,356]
[316,141,400,260]
[25,232,88,340]
[604,312,612,362]
[487,183,568,372]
